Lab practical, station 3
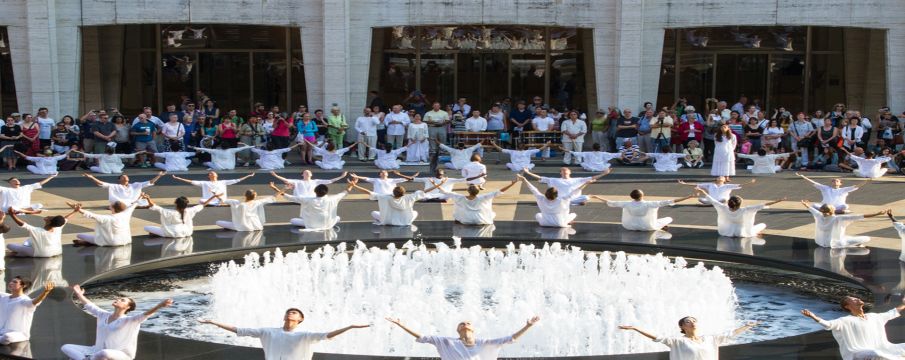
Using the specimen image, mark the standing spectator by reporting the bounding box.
[326,106,349,147]
[202,99,219,119]
[161,114,187,151]
[0,116,22,170]
[680,106,703,124]
[270,105,287,120]
[590,110,609,151]
[111,116,131,154]
[261,112,276,142]
[160,104,179,125]
[130,115,156,167]
[403,90,428,117]
[744,118,763,151]
[79,110,99,154]
[636,109,653,153]
[384,105,410,150]
[452,97,471,116]
[20,114,40,156]
[855,111,872,145]
[406,114,430,163]
[35,107,55,148]
[790,112,815,169]
[678,114,704,147]
[239,116,265,166]
[61,115,80,139]
[223,109,244,126]
[614,108,639,146]
[817,118,840,150]
[650,110,673,153]
[249,102,268,119]
[731,95,747,113]
[527,96,548,114]
[702,110,720,162]
[762,119,785,150]
[531,109,555,159]
[424,102,450,153]
[486,104,507,134]
[132,107,164,128]
[827,103,846,126]
[509,101,533,147]
[269,113,292,153]
[464,110,487,132]
[841,117,864,152]
[355,108,380,161]
[560,111,587,165]
[291,105,308,124]
[295,112,318,164]
[181,112,198,147]
[92,114,117,155]
[197,116,218,144]
[371,106,386,147]
[217,114,240,149]
[179,103,202,123]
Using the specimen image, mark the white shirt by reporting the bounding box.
[452,103,471,116]
[362,177,407,196]
[439,144,482,170]
[287,179,333,198]
[416,335,513,360]
[818,309,905,360]
[252,147,293,170]
[572,152,620,171]
[286,192,346,231]
[407,122,429,141]
[36,117,55,139]
[153,152,195,171]
[0,183,42,211]
[100,181,152,205]
[539,177,592,201]
[807,208,867,248]
[655,334,730,360]
[372,191,428,226]
[814,184,858,208]
[83,153,137,174]
[525,182,579,227]
[223,198,275,231]
[608,200,674,231]
[25,155,66,175]
[132,115,164,128]
[560,119,587,142]
[648,153,686,172]
[160,122,185,139]
[84,303,151,359]
[384,112,411,136]
[355,116,380,136]
[464,117,488,132]
[738,153,789,174]
[81,205,137,246]
[448,191,501,225]
[149,204,205,238]
[191,179,242,205]
[850,155,891,178]
[531,116,555,131]
[195,146,253,170]
[706,194,767,237]
[0,294,39,340]
[412,177,466,199]
[313,145,353,169]
[461,161,487,185]
[502,149,539,170]
[237,327,328,360]
[696,183,741,203]
[21,224,63,257]
[374,148,407,169]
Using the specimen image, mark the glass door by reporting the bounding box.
[715,54,768,110]
[456,53,509,111]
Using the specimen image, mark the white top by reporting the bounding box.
[412,177,466,199]
[223,198,275,231]
[448,191,501,225]
[806,208,865,248]
[237,327,328,360]
[841,126,864,146]
[21,224,63,257]
[706,194,767,237]
[25,154,66,174]
[375,148,407,169]
[439,144,482,170]
[81,205,138,246]
[571,151,619,168]
[252,147,293,170]
[101,181,152,205]
[539,177,592,201]
[0,294,39,340]
[0,183,42,211]
[850,155,891,178]
[362,177,407,196]
[152,152,195,171]
[654,334,730,360]
[384,112,411,136]
[696,183,741,203]
[149,204,205,238]
[132,115,164,128]
[560,120,587,142]
[648,153,685,172]
[36,117,55,139]
[407,122,429,141]
[814,184,857,208]
[464,117,488,132]
[355,116,380,136]
[191,179,241,205]
[160,122,185,138]
[531,116,555,131]
[416,335,514,360]
[313,145,353,168]
[285,192,346,231]
[818,309,905,360]
[502,149,539,169]
[738,153,789,174]
[371,191,428,226]
[194,146,253,170]
[82,153,137,174]
[287,179,333,198]
[84,303,151,359]
[461,162,487,185]
[525,182,579,227]
[607,200,674,231]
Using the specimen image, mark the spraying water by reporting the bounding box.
[202,240,739,356]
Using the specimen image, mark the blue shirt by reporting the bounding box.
[297,120,318,137]
[131,122,156,142]
[638,116,652,133]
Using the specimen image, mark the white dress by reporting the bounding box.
[738,153,788,174]
[416,335,514,360]
[0,183,43,211]
[695,183,741,204]
[502,148,540,172]
[190,179,243,205]
[572,151,620,172]
[525,182,579,227]
[447,191,501,225]
[461,162,487,185]
[25,154,66,175]
[705,194,767,237]
[152,152,195,171]
[850,155,891,178]
[60,303,152,360]
[217,198,275,231]
[83,153,136,174]
[406,122,430,163]
[817,309,905,360]
[100,181,152,206]
[77,205,137,246]
[236,328,328,360]
[654,334,731,360]
[362,177,407,196]
[607,200,674,231]
[412,177,466,200]
[285,192,346,230]
[313,145,353,170]
[252,147,293,170]
[375,147,407,170]
[710,134,737,176]
[539,176,592,205]
[194,146,253,170]
[371,191,427,226]
[806,207,870,248]
[0,294,40,344]
[440,143,482,170]
[648,153,686,172]
[145,205,205,238]
[813,184,858,212]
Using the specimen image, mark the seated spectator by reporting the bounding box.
[683,140,704,168]
[50,121,76,154]
[618,138,647,165]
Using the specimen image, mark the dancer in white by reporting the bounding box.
[678,177,756,205]
[801,200,886,248]
[142,194,219,238]
[523,167,611,206]
[77,147,145,174]
[309,140,355,170]
[61,284,172,360]
[14,149,68,175]
[410,169,469,201]
[647,146,687,172]
[271,170,348,199]
[359,141,407,170]
[252,144,299,170]
[83,171,165,206]
[593,190,695,231]
[200,308,370,360]
[68,201,137,247]
[461,154,487,188]
[406,115,430,163]
[435,177,519,225]
[437,139,483,170]
[796,173,868,213]
[349,179,443,226]
[839,148,892,178]
[0,278,54,344]
[215,186,285,231]
[351,171,416,196]
[738,149,791,174]
[5,208,75,257]
[283,181,355,230]
[703,191,785,237]
[801,295,905,360]
[565,143,620,172]
[151,151,195,172]
[386,316,539,360]
[887,210,905,262]
[519,175,591,228]
[711,124,738,178]
[190,143,254,170]
[172,171,255,206]
[620,318,757,360]
[489,141,549,172]
[0,175,55,214]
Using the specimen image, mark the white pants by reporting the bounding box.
[26,165,57,175]
[315,160,344,170]
[443,162,460,170]
[89,166,116,174]
[216,220,237,231]
[371,211,418,225]
[144,225,167,237]
[61,344,131,360]
[76,234,99,245]
[255,158,283,170]
[562,140,583,164]
[506,162,534,172]
[570,195,589,205]
[581,162,610,172]
[6,244,35,257]
[0,331,28,344]
[358,135,377,159]
[406,140,429,163]
[535,212,577,228]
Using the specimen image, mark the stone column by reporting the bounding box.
[613,0,644,109]
[886,27,905,112]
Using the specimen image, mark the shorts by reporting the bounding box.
[134,141,156,152]
[304,135,316,143]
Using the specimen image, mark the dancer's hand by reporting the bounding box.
[526,316,540,326]
[800,309,814,318]
[618,325,635,330]
[198,319,214,325]
[159,299,174,308]
[385,317,403,325]
[349,324,371,328]
[44,281,55,291]
[72,284,85,296]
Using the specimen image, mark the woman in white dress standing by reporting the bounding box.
[711,124,737,178]
[406,114,430,163]
[620,317,757,360]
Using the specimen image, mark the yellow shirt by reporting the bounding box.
[650,116,674,138]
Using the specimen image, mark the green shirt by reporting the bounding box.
[226,116,245,126]
[327,114,348,135]
[424,110,450,126]
[590,117,607,132]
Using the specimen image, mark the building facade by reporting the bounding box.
[0,0,902,119]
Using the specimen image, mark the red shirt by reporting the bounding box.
[679,121,704,142]
[271,118,291,137]
[219,122,237,139]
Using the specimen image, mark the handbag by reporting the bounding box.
[793,124,811,148]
